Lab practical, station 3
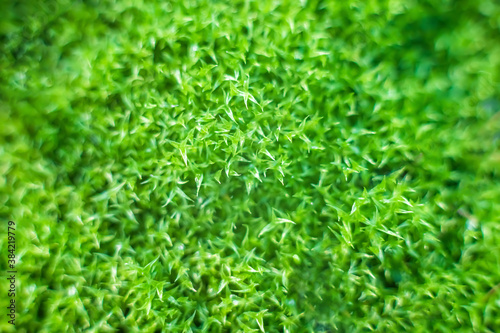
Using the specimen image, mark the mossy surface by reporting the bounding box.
[1,0,500,332]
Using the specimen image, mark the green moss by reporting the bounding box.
[1,0,500,332]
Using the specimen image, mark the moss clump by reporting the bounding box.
[1,0,500,332]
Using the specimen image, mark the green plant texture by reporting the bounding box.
[1,0,500,332]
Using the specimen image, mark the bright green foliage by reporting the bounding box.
[1,0,500,332]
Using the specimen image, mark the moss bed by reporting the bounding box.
[1,0,500,332]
